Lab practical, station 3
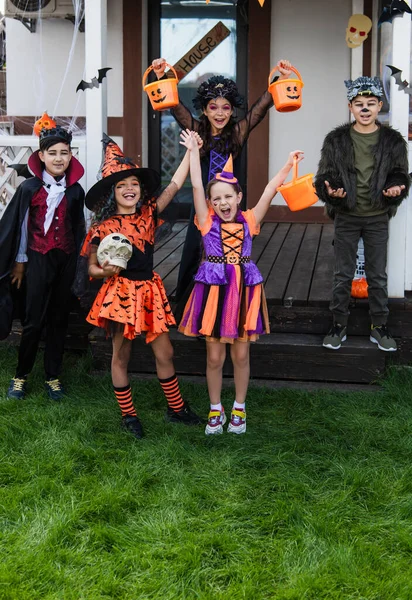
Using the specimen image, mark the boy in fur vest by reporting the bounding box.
[315,77,409,352]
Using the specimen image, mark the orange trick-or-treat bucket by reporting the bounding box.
[278,157,318,211]
[142,63,179,111]
[268,65,304,112]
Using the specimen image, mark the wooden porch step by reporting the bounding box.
[89,328,386,384]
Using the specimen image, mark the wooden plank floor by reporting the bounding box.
[155,221,335,306]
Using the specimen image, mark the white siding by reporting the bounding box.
[6,0,123,118]
[269,0,351,201]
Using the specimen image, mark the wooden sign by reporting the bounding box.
[169,22,231,81]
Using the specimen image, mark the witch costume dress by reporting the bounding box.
[79,135,177,344]
[178,206,270,343]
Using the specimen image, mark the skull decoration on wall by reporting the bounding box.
[97,233,133,270]
[346,14,372,48]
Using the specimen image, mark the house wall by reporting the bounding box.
[6,0,123,119]
[269,0,352,203]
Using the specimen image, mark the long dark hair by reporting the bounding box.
[197,114,242,158]
[91,179,148,225]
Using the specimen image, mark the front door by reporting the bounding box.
[148,0,248,218]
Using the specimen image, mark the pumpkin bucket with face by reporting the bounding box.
[33,112,57,136]
[278,157,318,211]
[268,65,304,112]
[142,63,179,111]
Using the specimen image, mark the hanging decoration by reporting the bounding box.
[378,0,412,25]
[386,65,412,95]
[76,68,112,92]
[345,14,372,48]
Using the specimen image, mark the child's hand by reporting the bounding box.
[100,260,122,277]
[152,58,166,80]
[324,181,347,199]
[11,261,25,289]
[192,131,203,149]
[179,129,198,151]
[383,185,405,197]
[285,150,304,168]
[277,59,293,80]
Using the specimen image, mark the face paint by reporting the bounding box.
[361,108,370,113]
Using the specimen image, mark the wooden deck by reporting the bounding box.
[156,221,335,307]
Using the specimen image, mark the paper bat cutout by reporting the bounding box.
[386,65,412,95]
[76,67,112,92]
[10,163,31,178]
[378,0,412,25]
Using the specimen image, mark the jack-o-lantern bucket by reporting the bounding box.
[142,63,179,111]
[278,157,318,211]
[268,65,304,112]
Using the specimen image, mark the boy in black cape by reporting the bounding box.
[0,124,85,399]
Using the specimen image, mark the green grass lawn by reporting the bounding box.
[1,344,412,599]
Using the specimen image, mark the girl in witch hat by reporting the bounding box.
[152,58,293,304]
[179,129,303,436]
[80,134,204,439]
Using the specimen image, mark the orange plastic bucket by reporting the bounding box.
[268,65,304,112]
[142,63,179,111]
[278,157,318,211]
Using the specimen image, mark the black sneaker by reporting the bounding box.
[7,377,27,400]
[322,323,347,350]
[370,324,397,352]
[122,415,144,439]
[166,402,205,425]
[45,379,65,401]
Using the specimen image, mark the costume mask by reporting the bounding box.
[97,233,133,269]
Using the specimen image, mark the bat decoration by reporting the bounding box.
[76,68,112,92]
[378,0,412,25]
[386,65,412,95]
[10,163,31,179]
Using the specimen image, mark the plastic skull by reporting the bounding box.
[97,233,133,269]
[346,14,372,48]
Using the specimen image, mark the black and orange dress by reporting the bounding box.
[80,197,175,344]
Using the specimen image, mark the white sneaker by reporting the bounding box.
[227,408,246,434]
[205,408,226,435]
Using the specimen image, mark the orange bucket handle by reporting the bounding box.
[292,156,299,183]
[142,62,178,88]
[268,65,302,87]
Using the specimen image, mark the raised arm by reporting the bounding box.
[236,59,293,145]
[179,129,209,228]
[156,149,190,214]
[152,58,199,132]
[252,150,304,225]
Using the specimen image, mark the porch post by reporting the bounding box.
[351,0,364,79]
[84,0,108,192]
[387,1,411,297]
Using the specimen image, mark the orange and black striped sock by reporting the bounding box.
[114,385,137,417]
[159,374,184,412]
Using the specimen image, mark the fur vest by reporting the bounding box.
[314,123,410,218]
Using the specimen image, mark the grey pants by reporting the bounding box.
[331,212,389,327]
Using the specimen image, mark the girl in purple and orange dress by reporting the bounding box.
[179,129,303,436]
[152,58,293,302]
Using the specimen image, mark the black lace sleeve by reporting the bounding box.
[235,90,274,147]
[170,101,200,132]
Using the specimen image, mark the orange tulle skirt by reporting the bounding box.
[87,272,175,343]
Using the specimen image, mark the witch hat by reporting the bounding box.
[85,134,160,210]
[215,155,238,184]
